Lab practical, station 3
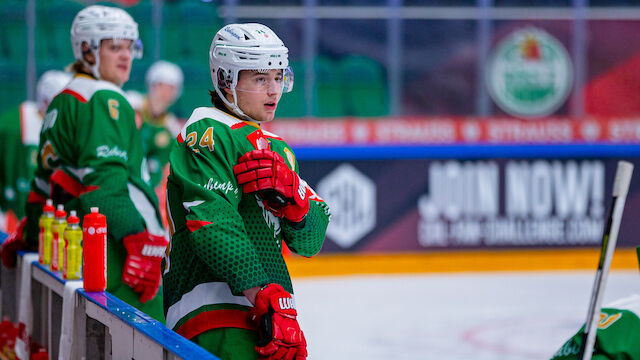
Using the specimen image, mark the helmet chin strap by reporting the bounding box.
[230,86,255,122]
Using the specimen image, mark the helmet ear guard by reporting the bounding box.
[216,68,232,90]
[81,41,93,56]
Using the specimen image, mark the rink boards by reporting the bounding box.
[265,117,640,275]
[286,248,640,277]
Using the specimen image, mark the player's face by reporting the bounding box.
[235,69,283,123]
[98,39,133,87]
[150,82,178,112]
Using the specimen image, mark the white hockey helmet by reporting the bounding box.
[145,60,184,97]
[36,70,72,113]
[209,23,293,120]
[70,5,142,79]
[125,90,145,112]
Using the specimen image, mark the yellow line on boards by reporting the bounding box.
[286,248,639,277]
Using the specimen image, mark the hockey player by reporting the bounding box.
[550,248,640,359]
[0,5,167,321]
[0,70,71,233]
[139,60,184,189]
[163,23,330,359]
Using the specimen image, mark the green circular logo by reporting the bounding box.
[487,27,573,117]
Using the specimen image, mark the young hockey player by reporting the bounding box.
[0,5,167,322]
[163,23,331,359]
[0,70,71,233]
[139,60,184,189]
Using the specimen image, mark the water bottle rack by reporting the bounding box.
[0,249,219,360]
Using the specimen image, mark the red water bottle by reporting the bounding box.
[82,207,107,292]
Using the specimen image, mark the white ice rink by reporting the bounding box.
[293,271,640,360]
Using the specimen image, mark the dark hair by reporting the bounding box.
[209,89,228,110]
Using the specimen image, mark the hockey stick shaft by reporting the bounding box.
[579,161,633,360]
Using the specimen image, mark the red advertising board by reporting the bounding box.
[263,117,640,145]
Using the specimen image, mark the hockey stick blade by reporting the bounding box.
[579,161,633,360]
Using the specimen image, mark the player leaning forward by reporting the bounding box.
[19,6,167,320]
[163,24,330,359]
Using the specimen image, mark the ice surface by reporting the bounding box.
[293,271,640,360]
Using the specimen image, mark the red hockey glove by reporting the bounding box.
[122,231,168,303]
[233,149,310,223]
[248,284,307,360]
[1,218,28,269]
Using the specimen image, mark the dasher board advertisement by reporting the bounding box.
[302,158,640,253]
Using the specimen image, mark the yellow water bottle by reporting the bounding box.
[63,211,82,280]
[39,199,55,265]
[50,205,67,272]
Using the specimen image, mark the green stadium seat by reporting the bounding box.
[312,56,347,117]
[0,64,26,110]
[35,15,55,61]
[126,2,154,60]
[35,1,84,69]
[160,1,220,65]
[1,24,26,65]
[339,55,388,117]
[171,65,212,119]
[2,8,23,66]
[0,2,26,65]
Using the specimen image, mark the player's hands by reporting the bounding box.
[233,149,310,223]
[248,284,307,360]
[1,218,28,269]
[122,231,168,303]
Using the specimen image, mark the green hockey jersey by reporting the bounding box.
[24,74,166,320]
[0,101,41,224]
[164,107,330,339]
[139,121,173,189]
[551,294,640,359]
[138,101,182,189]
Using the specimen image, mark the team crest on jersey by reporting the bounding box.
[247,129,270,150]
[40,140,59,170]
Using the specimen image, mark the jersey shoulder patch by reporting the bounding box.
[180,107,242,139]
[63,76,126,103]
